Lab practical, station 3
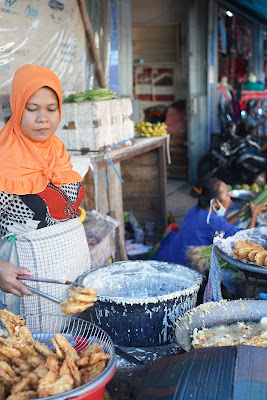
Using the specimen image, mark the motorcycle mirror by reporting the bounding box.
[226,113,232,121]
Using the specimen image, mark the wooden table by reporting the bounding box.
[81,136,169,261]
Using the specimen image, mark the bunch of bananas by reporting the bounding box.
[78,206,86,223]
[134,121,168,137]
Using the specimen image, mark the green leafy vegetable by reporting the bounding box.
[63,89,116,103]
[239,188,267,222]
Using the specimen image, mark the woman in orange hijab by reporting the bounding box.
[0,64,91,316]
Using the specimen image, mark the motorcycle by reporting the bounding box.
[198,114,267,184]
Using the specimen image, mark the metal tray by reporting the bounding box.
[214,227,267,279]
[228,189,257,202]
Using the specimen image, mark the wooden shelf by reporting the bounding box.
[82,136,169,260]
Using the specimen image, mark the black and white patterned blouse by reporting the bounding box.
[0,182,84,236]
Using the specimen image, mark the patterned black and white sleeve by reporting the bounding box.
[0,191,15,217]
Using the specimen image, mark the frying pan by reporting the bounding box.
[174,299,267,352]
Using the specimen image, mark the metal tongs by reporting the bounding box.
[17,275,83,304]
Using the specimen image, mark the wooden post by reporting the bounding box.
[77,0,107,88]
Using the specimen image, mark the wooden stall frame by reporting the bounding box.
[82,136,169,261]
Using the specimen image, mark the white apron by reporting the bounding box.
[0,218,91,320]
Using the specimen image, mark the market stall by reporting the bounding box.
[239,90,267,143]
[81,135,169,261]
[54,91,170,262]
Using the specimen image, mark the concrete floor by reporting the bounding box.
[166,179,196,227]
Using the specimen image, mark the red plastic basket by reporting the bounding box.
[15,314,117,400]
[69,366,116,400]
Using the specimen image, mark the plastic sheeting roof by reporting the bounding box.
[231,0,267,23]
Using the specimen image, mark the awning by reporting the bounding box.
[224,0,267,24]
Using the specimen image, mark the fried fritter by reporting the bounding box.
[233,239,267,267]
[60,287,97,316]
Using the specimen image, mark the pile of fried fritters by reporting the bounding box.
[233,239,267,267]
[0,309,111,400]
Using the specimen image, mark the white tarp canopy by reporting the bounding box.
[0,0,88,95]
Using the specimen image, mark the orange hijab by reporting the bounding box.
[0,64,82,195]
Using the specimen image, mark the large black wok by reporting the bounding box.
[174,299,267,352]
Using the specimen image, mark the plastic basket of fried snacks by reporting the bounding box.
[0,309,116,400]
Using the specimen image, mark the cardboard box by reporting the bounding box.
[56,98,134,151]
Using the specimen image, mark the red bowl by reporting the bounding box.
[68,336,116,400]
[69,365,116,400]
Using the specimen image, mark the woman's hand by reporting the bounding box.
[227,202,248,224]
[247,201,267,229]
[250,201,267,218]
[0,261,34,297]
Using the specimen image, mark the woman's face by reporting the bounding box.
[215,181,231,210]
[20,87,60,142]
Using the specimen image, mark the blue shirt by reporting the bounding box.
[153,205,241,265]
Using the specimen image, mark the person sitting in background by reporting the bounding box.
[153,177,267,266]
[243,73,265,91]
[217,76,234,133]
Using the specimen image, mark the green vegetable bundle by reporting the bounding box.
[186,244,242,280]
[63,88,116,103]
[239,188,267,222]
